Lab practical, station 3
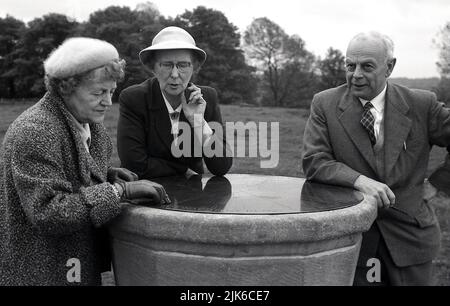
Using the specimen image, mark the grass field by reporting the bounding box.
[1,99,449,285]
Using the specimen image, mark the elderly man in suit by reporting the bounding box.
[302,31,450,286]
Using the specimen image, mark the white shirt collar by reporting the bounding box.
[162,92,182,114]
[359,84,387,113]
[66,111,91,151]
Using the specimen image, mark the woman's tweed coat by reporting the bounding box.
[0,92,122,285]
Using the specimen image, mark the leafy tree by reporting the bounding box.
[317,47,346,90]
[135,1,162,21]
[243,17,316,107]
[78,6,146,92]
[434,22,450,104]
[435,22,450,77]
[77,4,166,98]
[173,6,257,104]
[6,14,78,98]
[0,15,25,98]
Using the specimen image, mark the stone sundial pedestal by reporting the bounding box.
[109,174,377,286]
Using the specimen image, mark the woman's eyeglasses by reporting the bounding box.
[159,61,192,73]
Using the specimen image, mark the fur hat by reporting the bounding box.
[44,37,120,79]
[139,26,207,67]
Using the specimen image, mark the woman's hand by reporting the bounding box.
[116,180,171,205]
[182,83,206,127]
[107,167,139,183]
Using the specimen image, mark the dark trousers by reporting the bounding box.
[353,224,434,286]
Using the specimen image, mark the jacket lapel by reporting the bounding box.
[53,94,105,185]
[384,83,412,178]
[86,124,108,183]
[178,110,190,136]
[338,89,377,174]
[149,79,175,151]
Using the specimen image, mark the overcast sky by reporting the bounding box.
[1,0,449,78]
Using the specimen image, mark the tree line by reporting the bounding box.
[1,2,448,106]
[435,22,450,105]
[0,2,346,107]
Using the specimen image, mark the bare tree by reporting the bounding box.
[243,17,315,107]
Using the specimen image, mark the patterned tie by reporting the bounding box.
[360,102,376,146]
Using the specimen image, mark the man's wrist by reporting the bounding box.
[353,175,363,189]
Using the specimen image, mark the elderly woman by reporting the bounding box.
[117,26,232,179]
[0,37,169,286]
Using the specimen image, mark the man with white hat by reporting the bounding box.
[117,26,232,179]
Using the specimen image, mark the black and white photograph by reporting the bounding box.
[1,0,450,291]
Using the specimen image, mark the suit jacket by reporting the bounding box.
[429,146,450,195]
[302,82,450,267]
[117,77,232,179]
[0,92,122,285]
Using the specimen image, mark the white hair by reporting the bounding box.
[349,31,395,62]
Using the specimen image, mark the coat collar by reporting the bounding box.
[338,87,377,175]
[149,78,174,151]
[337,82,411,179]
[46,92,106,185]
[383,82,411,178]
[147,78,190,151]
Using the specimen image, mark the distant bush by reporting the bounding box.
[390,77,440,91]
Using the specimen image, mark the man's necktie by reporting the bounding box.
[360,102,376,146]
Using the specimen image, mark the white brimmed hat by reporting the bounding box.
[139,26,207,67]
[44,37,120,79]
